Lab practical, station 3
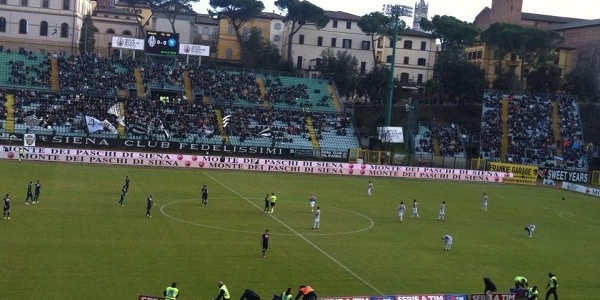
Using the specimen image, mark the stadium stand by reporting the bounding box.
[413,124,466,157]
[0,49,51,90]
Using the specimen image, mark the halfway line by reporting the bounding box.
[202,171,384,296]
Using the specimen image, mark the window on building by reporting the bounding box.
[122,30,131,36]
[0,0,6,4]
[60,23,68,37]
[417,74,423,83]
[332,20,338,28]
[317,36,323,46]
[226,48,233,60]
[346,21,351,29]
[400,72,409,82]
[331,38,336,47]
[0,18,6,33]
[62,0,69,10]
[299,34,304,44]
[274,23,282,30]
[19,19,27,34]
[417,58,426,66]
[342,39,352,49]
[40,21,48,36]
[477,51,483,59]
[114,16,120,19]
[212,28,218,35]
[403,56,409,64]
[21,0,28,6]
[297,56,303,69]
[42,0,49,8]
[420,41,426,50]
[386,55,392,63]
[273,35,280,42]
[403,40,412,49]
[467,52,473,60]
[360,62,366,75]
[389,38,395,48]
[106,28,115,34]
[202,27,209,34]
[242,27,249,39]
[361,41,370,50]
[227,25,234,35]
[377,38,383,48]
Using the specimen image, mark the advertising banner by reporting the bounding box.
[489,162,537,179]
[396,295,445,300]
[137,294,165,300]
[377,127,404,143]
[179,43,210,56]
[0,146,510,182]
[537,167,589,184]
[23,133,36,147]
[469,294,515,300]
[502,177,537,185]
[561,181,600,197]
[111,36,145,50]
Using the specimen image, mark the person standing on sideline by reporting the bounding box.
[410,199,420,219]
[367,181,374,196]
[438,201,446,221]
[442,234,453,250]
[398,201,406,222]
[482,193,489,211]
[269,193,277,214]
[545,272,558,300]
[281,288,293,300]
[3,194,11,220]
[146,194,155,217]
[524,224,536,237]
[527,286,539,300]
[164,282,179,300]
[263,194,270,213]
[213,281,230,300]
[295,286,317,300]
[202,185,209,206]
[483,277,497,300]
[312,207,321,229]
[261,229,271,258]
[514,276,529,289]
[33,180,41,203]
[239,289,261,300]
[124,176,130,193]
[18,147,24,162]
[118,185,127,206]
[309,194,317,212]
[25,181,34,205]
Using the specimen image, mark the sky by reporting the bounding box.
[192,0,599,24]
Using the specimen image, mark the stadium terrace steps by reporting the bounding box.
[552,101,563,159]
[5,94,15,133]
[500,97,509,161]
[214,109,230,145]
[256,76,270,108]
[50,58,60,93]
[134,68,146,98]
[183,71,193,102]
[118,102,126,138]
[327,84,342,113]
[118,89,128,98]
[203,95,211,105]
[432,135,441,156]
[305,116,320,150]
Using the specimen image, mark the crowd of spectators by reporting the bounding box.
[428,124,465,157]
[311,112,353,138]
[188,66,262,105]
[141,62,186,89]
[479,92,587,169]
[6,50,51,87]
[56,53,137,94]
[0,91,7,123]
[264,76,310,107]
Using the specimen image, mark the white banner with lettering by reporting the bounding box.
[0,146,510,182]
[111,37,145,50]
[179,43,210,56]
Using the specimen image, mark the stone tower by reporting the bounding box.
[490,0,523,24]
[413,0,428,31]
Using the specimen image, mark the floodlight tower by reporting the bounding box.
[382,4,413,127]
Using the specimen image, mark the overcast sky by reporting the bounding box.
[192,0,599,24]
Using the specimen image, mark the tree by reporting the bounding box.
[121,0,199,34]
[357,12,394,68]
[275,0,329,65]
[441,60,487,105]
[420,15,480,61]
[243,27,289,70]
[492,70,521,91]
[78,13,96,54]
[210,0,265,67]
[564,66,599,101]
[316,48,358,97]
[356,66,390,105]
[526,64,562,93]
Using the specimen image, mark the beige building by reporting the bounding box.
[92,6,141,56]
[0,0,94,54]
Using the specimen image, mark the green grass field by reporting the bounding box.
[1,160,599,300]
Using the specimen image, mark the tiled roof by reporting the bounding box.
[521,12,587,24]
[325,10,361,22]
[544,18,600,31]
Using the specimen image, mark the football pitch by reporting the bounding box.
[1,160,599,300]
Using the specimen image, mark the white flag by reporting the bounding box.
[102,120,118,134]
[107,104,125,126]
[222,115,231,128]
[257,127,272,137]
[85,116,105,133]
[23,115,40,128]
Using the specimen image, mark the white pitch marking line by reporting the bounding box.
[203,171,384,296]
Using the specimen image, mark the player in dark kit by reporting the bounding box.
[263,194,270,213]
[201,185,208,206]
[118,186,127,206]
[25,181,34,205]
[33,180,41,203]
[3,194,11,219]
[124,176,130,193]
[146,194,155,217]
[261,229,270,258]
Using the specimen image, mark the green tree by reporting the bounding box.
[564,66,599,101]
[210,0,265,67]
[78,13,96,54]
[526,64,562,93]
[242,27,289,70]
[275,0,329,65]
[441,60,487,105]
[122,0,199,34]
[316,48,358,97]
[357,66,390,105]
[357,12,394,68]
[492,70,521,91]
